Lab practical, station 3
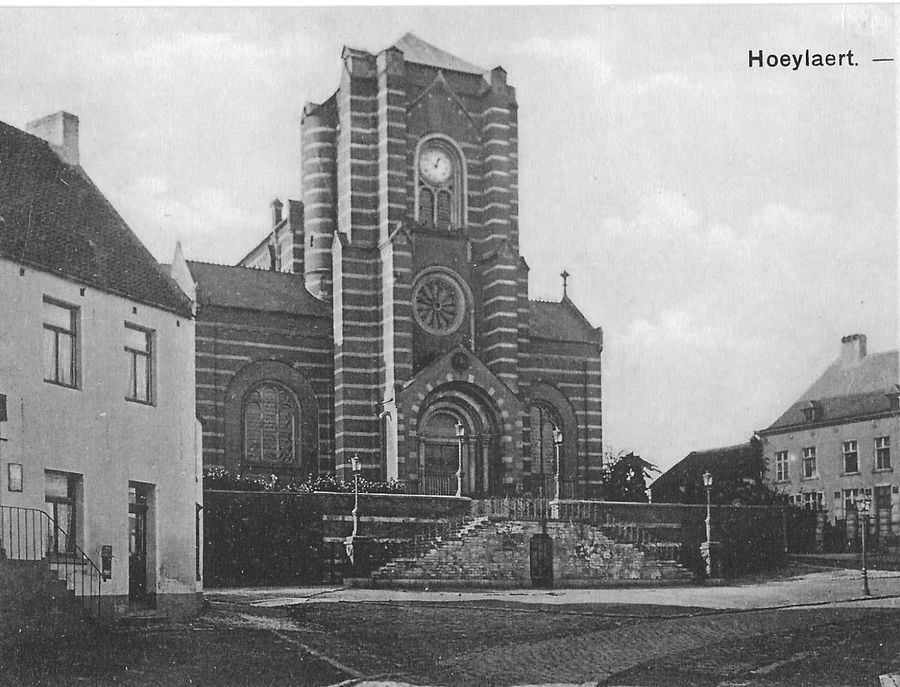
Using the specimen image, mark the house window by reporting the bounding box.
[774,451,789,481]
[243,383,298,464]
[802,447,817,478]
[842,440,859,474]
[801,492,824,510]
[43,299,77,387]
[45,470,80,556]
[125,324,153,404]
[876,436,891,470]
[842,487,861,514]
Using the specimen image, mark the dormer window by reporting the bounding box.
[802,400,822,423]
[416,137,464,231]
[888,386,900,411]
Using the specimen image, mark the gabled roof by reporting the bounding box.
[762,350,899,433]
[528,297,602,345]
[650,440,762,504]
[393,33,484,75]
[187,261,330,318]
[0,120,192,318]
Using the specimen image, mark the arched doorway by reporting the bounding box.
[416,383,500,496]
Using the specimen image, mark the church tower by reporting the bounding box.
[205,34,604,497]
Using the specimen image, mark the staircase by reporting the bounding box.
[359,507,694,588]
[368,516,492,584]
[0,506,105,628]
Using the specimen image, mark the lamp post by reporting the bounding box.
[857,493,872,596]
[344,454,361,566]
[455,422,465,498]
[700,470,721,578]
[552,426,563,501]
[703,471,713,544]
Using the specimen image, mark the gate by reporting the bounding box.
[529,532,553,587]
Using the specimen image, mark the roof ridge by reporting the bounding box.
[529,297,562,304]
[187,259,305,277]
[689,441,753,455]
[392,33,484,75]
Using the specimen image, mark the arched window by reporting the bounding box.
[527,403,562,495]
[244,383,298,464]
[419,188,435,230]
[416,137,464,231]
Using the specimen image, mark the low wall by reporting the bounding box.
[557,500,791,577]
[203,491,470,587]
[204,491,792,586]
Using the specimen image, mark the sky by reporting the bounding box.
[0,6,896,473]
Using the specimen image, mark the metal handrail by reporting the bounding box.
[470,496,553,521]
[0,505,104,620]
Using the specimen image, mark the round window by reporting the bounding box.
[412,272,466,335]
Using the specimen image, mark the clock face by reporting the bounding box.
[419,145,454,185]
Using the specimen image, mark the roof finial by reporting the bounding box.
[560,269,570,299]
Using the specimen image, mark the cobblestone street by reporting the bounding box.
[5,569,900,686]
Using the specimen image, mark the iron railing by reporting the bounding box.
[471,496,553,521]
[521,476,578,501]
[402,471,456,496]
[0,505,104,620]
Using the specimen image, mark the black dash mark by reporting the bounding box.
[872,58,894,62]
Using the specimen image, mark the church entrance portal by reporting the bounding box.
[416,384,500,496]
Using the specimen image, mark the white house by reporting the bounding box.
[0,112,203,620]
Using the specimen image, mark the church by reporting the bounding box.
[173,34,604,497]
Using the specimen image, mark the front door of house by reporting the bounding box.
[128,483,149,604]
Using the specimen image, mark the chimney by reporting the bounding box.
[840,333,867,367]
[26,111,79,166]
[271,198,284,226]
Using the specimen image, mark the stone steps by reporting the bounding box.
[0,558,88,635]
[365,518,696,588]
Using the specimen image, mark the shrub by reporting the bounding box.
[202,467,407,494]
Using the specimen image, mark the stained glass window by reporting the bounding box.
[244,383,298,464]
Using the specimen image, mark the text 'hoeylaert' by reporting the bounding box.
[749,50,857,70]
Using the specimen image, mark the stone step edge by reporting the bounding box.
[345,576,699,589]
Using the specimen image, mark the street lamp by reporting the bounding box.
[702,471,713,544]
[857,492,872,596]
[344,454,361,566]
[455,422,465,498]
[553,426,563,500]
[700,470,721,578]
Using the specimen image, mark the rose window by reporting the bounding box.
[412,275,466,335]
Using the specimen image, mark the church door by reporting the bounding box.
[418,409,496,497]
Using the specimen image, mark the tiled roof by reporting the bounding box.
[528,298,601,344]
[650,441,760,504]
[187,261,330,318]
[393,33,484,75]
[0,120,192,318]
[763,350,899,432]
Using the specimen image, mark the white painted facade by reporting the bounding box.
[0,257,203,619]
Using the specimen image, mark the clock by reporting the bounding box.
[419,145,454,185]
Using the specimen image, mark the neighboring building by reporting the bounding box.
[758,334,900,532]
[0,113,203,619]
[650,438,766,505]
[176,34,604,496]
